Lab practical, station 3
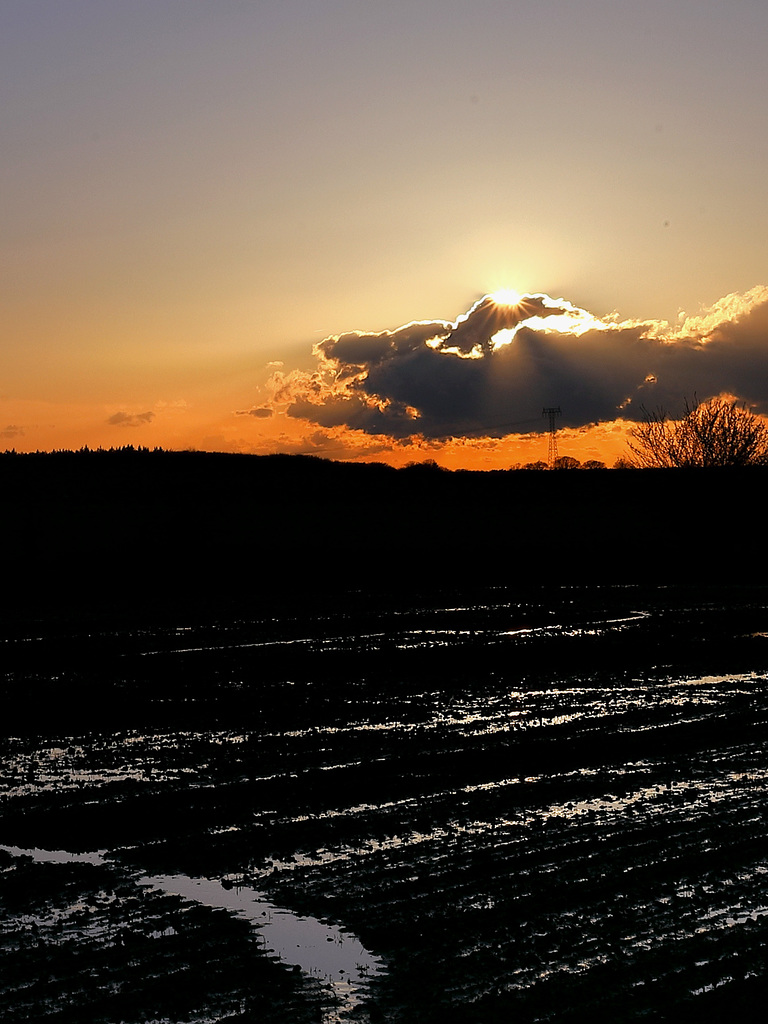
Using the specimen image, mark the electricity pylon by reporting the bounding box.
[542,407,561,467]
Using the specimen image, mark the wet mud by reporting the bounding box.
[3,585,768,1022]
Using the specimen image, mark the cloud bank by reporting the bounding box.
[267,287,768,439]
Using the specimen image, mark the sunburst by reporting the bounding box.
[490,288,522,307]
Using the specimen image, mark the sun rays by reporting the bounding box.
[490,288,523,307]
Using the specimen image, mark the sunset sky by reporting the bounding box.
[3,0,768,467]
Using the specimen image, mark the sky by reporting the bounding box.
[3,0,768,467]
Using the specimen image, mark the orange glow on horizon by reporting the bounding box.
[0,395,633,470]
[6,285,768,470]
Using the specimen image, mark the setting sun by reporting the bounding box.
[490,289,522,307]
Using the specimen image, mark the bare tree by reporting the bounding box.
[627,396,768,467]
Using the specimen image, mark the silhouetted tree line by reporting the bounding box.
[512,457,608,470]
[1,444,168,456]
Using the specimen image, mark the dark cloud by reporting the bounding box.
[107,411,154,427]
[0,424,24,439]
[236,407,273,418]
[317,294,566,367]
[274,289,768,438]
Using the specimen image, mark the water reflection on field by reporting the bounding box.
[3,586,768,1022]
[1,843,383,1017]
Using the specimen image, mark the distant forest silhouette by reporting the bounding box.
[1,449,765,623]
[0,444,612,469]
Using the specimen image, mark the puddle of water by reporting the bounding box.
[140,872,384,997]
[0,844,384,1016]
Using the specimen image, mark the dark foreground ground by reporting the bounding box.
[3,582,768,1022]
[2,452,767,622]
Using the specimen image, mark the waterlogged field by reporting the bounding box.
[3,586,768,1022]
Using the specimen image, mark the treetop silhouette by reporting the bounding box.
[627,396,768,468]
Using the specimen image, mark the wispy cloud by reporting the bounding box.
[235,407,273,418]
[107,411,155,427]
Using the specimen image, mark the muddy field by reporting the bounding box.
[3,585,768,1022]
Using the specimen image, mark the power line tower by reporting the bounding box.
[542,407,561,467]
